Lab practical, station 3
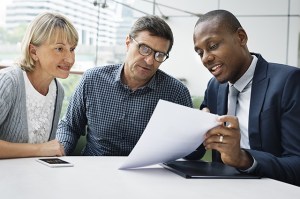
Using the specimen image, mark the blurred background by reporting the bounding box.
[0,0,299,116]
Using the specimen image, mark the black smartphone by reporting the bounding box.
[36,158,74,167]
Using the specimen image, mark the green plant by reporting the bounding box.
[191,96,204,109]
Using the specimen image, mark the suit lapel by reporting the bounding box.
[217,83,228,115]
[248,54,269,150]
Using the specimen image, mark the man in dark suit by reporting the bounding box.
[189,9,300,186]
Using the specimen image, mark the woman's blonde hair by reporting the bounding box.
[19,12,79,71]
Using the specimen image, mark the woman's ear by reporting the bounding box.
[29,44,38,61]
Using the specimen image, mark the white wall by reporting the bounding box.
[134,0,300,97]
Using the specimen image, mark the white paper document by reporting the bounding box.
[119,100,219,169]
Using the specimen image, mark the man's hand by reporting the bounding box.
[203,115,253,169]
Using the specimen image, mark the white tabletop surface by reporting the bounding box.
[1,157,299,199]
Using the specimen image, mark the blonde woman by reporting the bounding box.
[0,12,78,158]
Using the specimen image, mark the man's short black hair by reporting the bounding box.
[195,10,242,33]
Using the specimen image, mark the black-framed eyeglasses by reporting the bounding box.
[130,36,169,63]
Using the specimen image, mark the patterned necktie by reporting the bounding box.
[227,85,239,116]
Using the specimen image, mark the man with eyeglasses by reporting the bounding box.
[56,15,193,156]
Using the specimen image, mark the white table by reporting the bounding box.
[1,157,299,199]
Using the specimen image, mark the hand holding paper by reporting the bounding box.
[119,100,219,169]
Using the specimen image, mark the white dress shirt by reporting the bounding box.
[229,55,258,149]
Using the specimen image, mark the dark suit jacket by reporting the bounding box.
[193,54,300,186]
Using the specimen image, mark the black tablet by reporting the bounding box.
[162,160,260,179]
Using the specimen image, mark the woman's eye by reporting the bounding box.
[55,47,63,52]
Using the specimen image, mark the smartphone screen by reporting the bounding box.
[36,158,74,167]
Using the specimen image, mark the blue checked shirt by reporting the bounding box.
[56,64,193,156]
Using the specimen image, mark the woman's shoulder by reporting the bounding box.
[0,66,24,105]
[0,66,23,87]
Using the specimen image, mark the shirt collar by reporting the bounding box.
[114,63,124,83]
[230,55,258,92]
